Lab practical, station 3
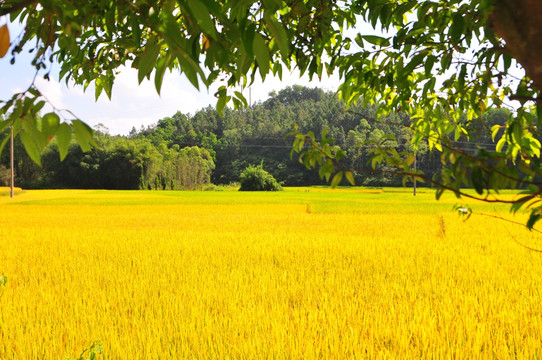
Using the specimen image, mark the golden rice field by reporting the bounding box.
[1,188,542,359]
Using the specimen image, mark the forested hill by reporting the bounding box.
[1,85,509,189]
[133,85,508,187]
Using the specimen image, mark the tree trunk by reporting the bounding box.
[489,0,542,94]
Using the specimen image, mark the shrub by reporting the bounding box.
[239,163,283,191]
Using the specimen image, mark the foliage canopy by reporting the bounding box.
[2,0,542,226]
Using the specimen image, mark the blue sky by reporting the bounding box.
[0,20,341,135]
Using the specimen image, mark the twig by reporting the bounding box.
[471,211,542,253]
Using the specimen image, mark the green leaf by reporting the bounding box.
[131,16,142,45]
[0,131,11,157]
[242,23,257,57]
[318,160,334,181]
[491,125,501,142]
[253,33,270,79]
[435,187,445,200]
[330,171,343,188]
[42,112,60,136]
[95,77,103,101]
[502,53,512,71]
[441,52,453,70]
[234,91,248,108]
[403,53,425,75]
[22,115,46,151]
[72,120,95,152]
[450,12,465,45]
[159,11,204,89]
[177,54,201,90]
[216,94,231,117]
[264,13,289,56]
[154,52,172,94]
[34,100,45,113]
[471,167,484,195]
[0,119,11,134]
[362,35,390,47]
[454,126,461,141]
[56,123,72,161]
[424,55,436,75]
[354,34,364,48]
[496,137,506,152]
[345,171,355,186]
[19,130,42,166]
[186,0,217,37]
[296,138,305,152]
[138,38,161,84]
[527,209,541,230]
[103,73,114,100]
[261,0,280,13]
[512,122,522,145]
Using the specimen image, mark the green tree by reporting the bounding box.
[2,1,542,226]
[239,162,283,191]
[0,164,10,186]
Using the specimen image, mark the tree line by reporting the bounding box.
[133,85,509,188]
[0,129,214,190]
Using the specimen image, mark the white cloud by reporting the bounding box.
[53,66,220,134]
[75,68,342,135]
[246,68,341,105]
[34,76,66,110]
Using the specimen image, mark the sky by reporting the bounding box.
[0,21,342,136]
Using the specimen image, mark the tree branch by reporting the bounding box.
[0,0,38,17]
[509,94,542,104]
[471,211,542,253]
[299,133,542,205]
[440,142,542,186]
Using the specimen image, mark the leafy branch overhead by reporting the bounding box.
[2,0,542,227]
[0,0,351,159]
